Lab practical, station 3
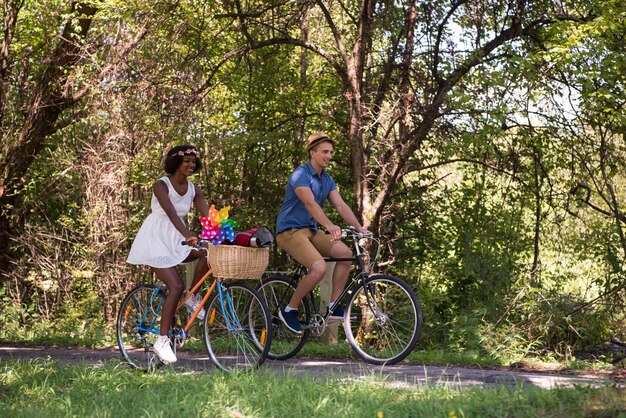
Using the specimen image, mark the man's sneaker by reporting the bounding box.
[278,308,303,334]
[153,335,177,364]
[326,304,345,323]
[183,293,206,320]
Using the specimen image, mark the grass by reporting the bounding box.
[0,359,624,418]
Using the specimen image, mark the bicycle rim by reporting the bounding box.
[344,275,422,365]
[203,282,271,372]
[256,276,311,360]
[116,285,164,371]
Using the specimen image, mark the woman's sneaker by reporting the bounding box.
[183,293,206,320]
[153,335,177,364]
[326,304,345,324]
[278,308,303,334]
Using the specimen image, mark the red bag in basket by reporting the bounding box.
[233,226,274,248]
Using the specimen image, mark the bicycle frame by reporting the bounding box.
[259,228,421,364]
[118,242,274,372]
[178,267,217,331]
[138,264,240,338]
[281,229,378,323]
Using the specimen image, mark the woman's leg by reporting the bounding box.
[151,267,185,335]
[183,248,209,294]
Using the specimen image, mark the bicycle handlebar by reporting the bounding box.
[180,227,373,247]
[181,239,211,248]
[341,226,373,239]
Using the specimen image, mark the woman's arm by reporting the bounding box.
[193,183,210,217]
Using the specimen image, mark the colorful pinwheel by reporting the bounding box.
[199,205,240,245]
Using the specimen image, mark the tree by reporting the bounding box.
[212,0,596,237]
[0,2,98,272]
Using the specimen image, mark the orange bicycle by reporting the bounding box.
[116,241,272,372]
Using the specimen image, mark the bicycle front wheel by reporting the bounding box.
[256,274,311,360]
[344,274,422,365]
[116,285,164,371]
[203,281,271,372]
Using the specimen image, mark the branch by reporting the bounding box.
[0,0,26,129]
[415,157,530,189]
[568,281,626,316]
[194,37,348,98]
[432,0,471,85]
[0,2,98,189]
[70,24,150,103]
[570,184,626,224]
[315,0,349,68]
[375,1,554,223]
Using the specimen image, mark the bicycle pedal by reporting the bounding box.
[328,315,357,322]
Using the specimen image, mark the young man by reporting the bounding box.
[275,132,368,333]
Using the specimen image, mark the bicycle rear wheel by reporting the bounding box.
[256,274,311,360]
[203,281,271,372]
[344,274,422,365]
[116,284,164,371]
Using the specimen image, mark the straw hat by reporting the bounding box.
[306,132,335,152]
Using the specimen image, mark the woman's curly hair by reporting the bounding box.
[164,145,202,174]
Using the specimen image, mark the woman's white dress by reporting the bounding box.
[127,176,196,268]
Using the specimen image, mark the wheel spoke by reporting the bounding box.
[116,285,164,371]
[345,275,422,364]
[256,276,310,360]
[203,283,271,372]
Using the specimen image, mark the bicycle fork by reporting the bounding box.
[215,282,243,332]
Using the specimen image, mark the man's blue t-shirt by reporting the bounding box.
[276,162,337,234]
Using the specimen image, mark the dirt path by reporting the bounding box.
[1,344,623,390]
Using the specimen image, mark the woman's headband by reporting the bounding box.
[169,148,200,158]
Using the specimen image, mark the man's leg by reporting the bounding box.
[288,259,327,308]
[311,231,353,303]
[276,229,327,309]
[328,242,352,302]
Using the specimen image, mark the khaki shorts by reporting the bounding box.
[276,228,338,269]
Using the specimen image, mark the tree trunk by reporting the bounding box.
[530,148,542,287]
[0,2,97,273]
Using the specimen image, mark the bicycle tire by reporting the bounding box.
[344,274,422,365]
[116,284,165,371]
[203,281,271,372]
[256,274,312,360]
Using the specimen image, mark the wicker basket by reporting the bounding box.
[208,245,269,279]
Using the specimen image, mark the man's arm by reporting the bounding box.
[294,186,343,240]
[328,190,367,233]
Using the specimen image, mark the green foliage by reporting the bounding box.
[1,0,625,367]
[478,289,614,362]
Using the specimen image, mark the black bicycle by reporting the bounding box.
[255,227,422,365]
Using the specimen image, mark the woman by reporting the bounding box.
[127,144,209,364]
